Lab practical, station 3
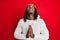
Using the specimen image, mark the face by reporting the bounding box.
[27,4,35,20]
[27,4,35,14]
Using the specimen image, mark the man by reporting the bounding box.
[14,4,49,40]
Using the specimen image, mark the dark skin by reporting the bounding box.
[26,4,35,38]
[26,25,35,38]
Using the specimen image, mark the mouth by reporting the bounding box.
[27,12,33,16]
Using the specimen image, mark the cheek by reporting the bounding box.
[29,9,34,12]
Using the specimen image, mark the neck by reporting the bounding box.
[27,15,34,20]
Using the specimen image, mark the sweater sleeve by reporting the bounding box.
[14,19,26,39]
[34,19,49,40]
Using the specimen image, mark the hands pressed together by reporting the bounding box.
[26,25,35,38]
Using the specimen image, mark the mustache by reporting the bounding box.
[27,12,33,16]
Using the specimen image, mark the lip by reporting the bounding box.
[27,13,33,16]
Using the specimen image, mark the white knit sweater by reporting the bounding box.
[14,15,49,40]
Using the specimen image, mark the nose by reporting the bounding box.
[29,9,33,11]
[29,8,33,12]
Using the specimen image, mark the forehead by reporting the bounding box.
[27,4,35,8]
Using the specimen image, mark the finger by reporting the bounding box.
[29,25,31,27]
[29,25,32,29]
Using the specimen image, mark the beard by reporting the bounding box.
[27,12,34,20]
[27,12,34,16]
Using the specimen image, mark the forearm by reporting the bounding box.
[14,33,26,39]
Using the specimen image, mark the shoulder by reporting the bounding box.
[37,15,44,23]
[18,18,24,24]
[37,18,44,22]
[37,18,45,24]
